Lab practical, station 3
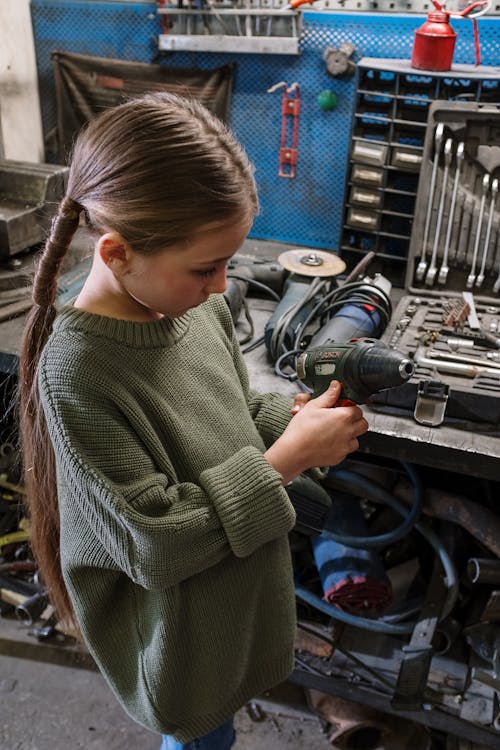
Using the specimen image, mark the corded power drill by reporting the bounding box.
[296,338,414,405]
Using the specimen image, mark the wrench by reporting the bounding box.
[493,236,500,293]
[476,177,499,288]
[426,138,453,286]
[414,346,490,378]
[466,173,490,289]
[456,194,473,267]
[427,349,500,370]
[438,141,465,284]
[416,123,445,281]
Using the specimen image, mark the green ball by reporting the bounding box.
[317,90,338,111]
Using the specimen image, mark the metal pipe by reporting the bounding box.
[307,691,432,749]
[15,591,49,626]
[394,482,500,559]
[433,617,461,655]
[467,557,500,585]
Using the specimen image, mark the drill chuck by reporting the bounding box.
[296,339,414,403]
[354,342,414,393]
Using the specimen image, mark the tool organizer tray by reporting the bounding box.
[372,294,500,427]
[372,101,500,428]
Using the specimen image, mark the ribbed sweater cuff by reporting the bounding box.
[252,393,294,448]
[200,446,296,557]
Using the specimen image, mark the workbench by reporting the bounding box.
[242,296,500,482]
[236,239,500,483]
[1,233,499,480]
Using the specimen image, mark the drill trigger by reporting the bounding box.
[337,397,357,407]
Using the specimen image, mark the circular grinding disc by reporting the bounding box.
[278,248,346,277]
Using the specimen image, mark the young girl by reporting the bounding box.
[19,92,368,750]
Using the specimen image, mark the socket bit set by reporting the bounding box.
[372,293,500,428]
[371,102,500,428]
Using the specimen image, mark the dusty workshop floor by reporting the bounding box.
[1,621,332,750]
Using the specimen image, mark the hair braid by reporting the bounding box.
[18,195,82,627]
[18,92,259,630]
[32,197,81,307]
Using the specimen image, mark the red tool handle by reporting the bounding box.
[337,398,357,407]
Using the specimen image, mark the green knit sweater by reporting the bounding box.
[38,294,298,741]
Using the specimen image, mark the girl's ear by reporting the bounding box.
[98,232,133,275]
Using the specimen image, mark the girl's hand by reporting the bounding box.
[290,392,311,415]
[265,381,369,485]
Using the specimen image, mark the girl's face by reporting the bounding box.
[122,217,252,320]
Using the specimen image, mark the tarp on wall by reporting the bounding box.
[52,50,235,162]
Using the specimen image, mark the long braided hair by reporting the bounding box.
[18,92,258,626]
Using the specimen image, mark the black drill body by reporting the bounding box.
[296,339,414,404]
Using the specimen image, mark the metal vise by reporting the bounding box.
[0,159,68,258]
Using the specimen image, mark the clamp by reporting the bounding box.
[268,81,300,178]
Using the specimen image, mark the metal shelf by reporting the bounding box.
[157,5,301,54]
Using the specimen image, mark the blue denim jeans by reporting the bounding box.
[160,718,235,750]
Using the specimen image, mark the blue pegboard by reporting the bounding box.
[30,1,500,251]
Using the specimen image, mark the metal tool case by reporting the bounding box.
[372,101,500,428]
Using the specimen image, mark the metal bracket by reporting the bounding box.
[391,561,445,712]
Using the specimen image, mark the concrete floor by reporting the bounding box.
[0,235,342,749]
[0,618,332,750]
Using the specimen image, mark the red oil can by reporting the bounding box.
[411,11,457,71]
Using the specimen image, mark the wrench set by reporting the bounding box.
[340,60,500,288]
[408,101,500,298]
[372,102,500,429]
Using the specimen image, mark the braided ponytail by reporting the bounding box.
[18,91,259,630]
[32,196,81,307]
[18,195,81,626]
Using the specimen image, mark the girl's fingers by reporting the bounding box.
[290,392,312,414]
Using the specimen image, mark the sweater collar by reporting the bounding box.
[53,305,192,348]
